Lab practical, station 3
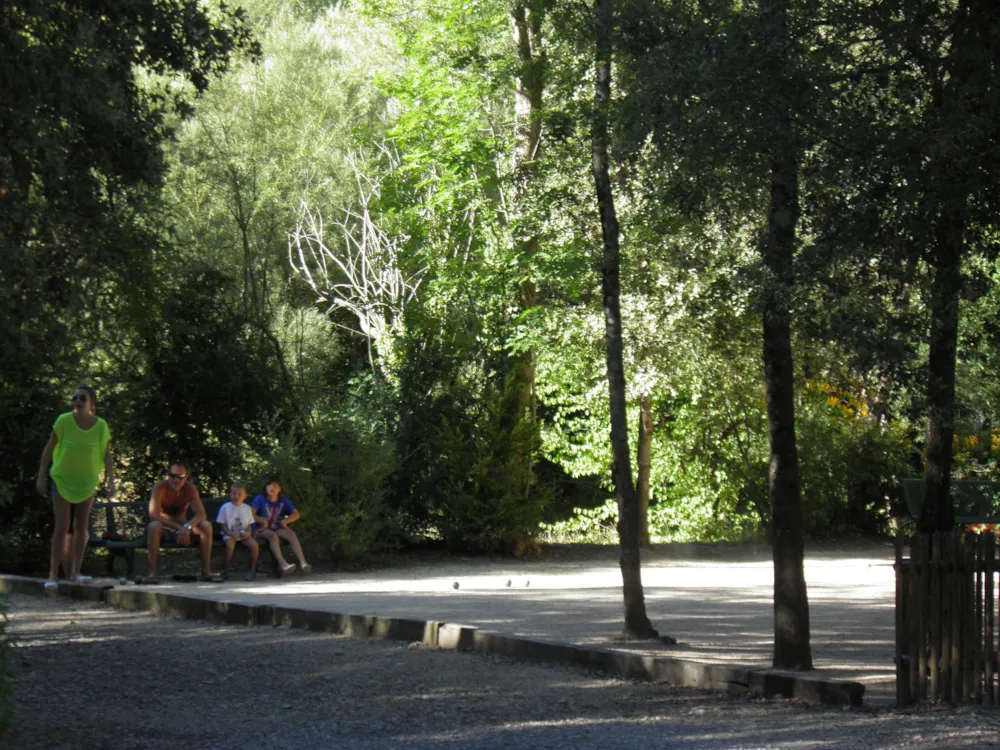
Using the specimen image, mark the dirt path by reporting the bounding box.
[5,593,1000,749]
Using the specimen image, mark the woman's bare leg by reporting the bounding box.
[68,497,96,579]
[59,532,72,579]
[49,496,72,582]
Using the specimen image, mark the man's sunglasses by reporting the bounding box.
[168,472,187,480]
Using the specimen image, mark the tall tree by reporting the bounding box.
[592,0,658,639]
[807,0,1000,530]
[913,0,1000,531]
[511,1,546,419]
[757,0,812,671]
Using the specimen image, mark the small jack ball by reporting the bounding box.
[119,577,127,585]
[452,581,460,589]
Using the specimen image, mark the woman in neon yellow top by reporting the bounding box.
[35,385,116,591]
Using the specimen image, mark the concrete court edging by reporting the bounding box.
[0,575,865,707]
[0,573,111,603]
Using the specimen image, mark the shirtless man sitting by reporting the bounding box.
[146,460,214,582]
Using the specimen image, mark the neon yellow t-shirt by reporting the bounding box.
[49,412,110,504]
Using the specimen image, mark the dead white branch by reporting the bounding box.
[288,152,423,372]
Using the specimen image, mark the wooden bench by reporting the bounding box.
[901,478,1000,529]
[87,498,289,579]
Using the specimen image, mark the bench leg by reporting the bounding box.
[125,550,136,580]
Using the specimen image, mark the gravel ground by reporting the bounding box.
[5,593,1000,750]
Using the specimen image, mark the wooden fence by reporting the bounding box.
[895,531,998,706]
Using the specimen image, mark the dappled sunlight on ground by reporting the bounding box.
[102,541,901,703]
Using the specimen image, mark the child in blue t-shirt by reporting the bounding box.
[251,476,311,576]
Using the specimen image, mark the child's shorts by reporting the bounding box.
[223,533,256,544]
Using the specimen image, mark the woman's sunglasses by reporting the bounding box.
[72,395,88,404]
[168,472,187,480]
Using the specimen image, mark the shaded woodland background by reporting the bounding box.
[4,0,1000,572]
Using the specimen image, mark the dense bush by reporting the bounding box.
[392,306,551,552]
[243,410,398,560]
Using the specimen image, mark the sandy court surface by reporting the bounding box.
[112,539,902,704]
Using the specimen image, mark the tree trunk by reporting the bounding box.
[511,3,544,420]
[636,392,652,548]
[918,0,987,532]
[763,301,812,670]
[759,0,812,671]
[920,210,963,532]
[592,0,658,640]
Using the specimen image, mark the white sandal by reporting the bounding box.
[43,580,58,594]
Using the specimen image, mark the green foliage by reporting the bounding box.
[542,365,912,543]
[392,301,550,551]
[539,500,619,545]
[244,418,397,559]
[796,382,913,536]
[10,0,1000,566]
[430,391,550,552]
[109,260,289,495]
[0,0,257,570]
[0,486,45,574]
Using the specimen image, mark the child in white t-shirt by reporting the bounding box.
[216,482,263,581]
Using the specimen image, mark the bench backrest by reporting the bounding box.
[902,478,1000,525]
[90,497,228,540]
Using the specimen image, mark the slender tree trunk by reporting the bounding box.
[978,416,991,466]
[918,0,987,531]
[759,0,812,671]
[511,3,544,421]
[920,210,963,532]
[636,393,653,548]
[592,0,658,640]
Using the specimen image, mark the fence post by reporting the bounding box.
[986,532,996,706]
[914,532,928,701]
[951,531,964,701]
[974,533,985,704]
[942,531,954,702]
[930,532,944,701]
[895,533,910,707]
